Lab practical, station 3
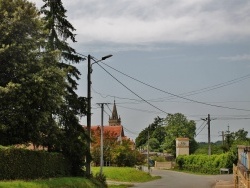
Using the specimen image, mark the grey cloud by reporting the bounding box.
[220,54,250,62]
[30,0,250,44]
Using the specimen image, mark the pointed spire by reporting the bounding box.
[111,100,118,120]
[109,100,121,126]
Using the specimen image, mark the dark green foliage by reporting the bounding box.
[136,114,197,155]
[94,173,108,188]
[0,0,67,147]
[135,117,165,148]
[222,129,249,152]
[163,113,197,156]
[194,142,224,155]
[0,148,70,180]
[0,0,89,177]
[176,152,237,174]
[40,0,89,176]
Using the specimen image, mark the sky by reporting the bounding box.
[30,0,250,143]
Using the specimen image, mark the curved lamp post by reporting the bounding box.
[86,54,112,176]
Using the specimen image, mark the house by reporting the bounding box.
[91,101,134,149]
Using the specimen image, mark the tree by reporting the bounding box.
[234,128,248,141]
[111,139,144,167]
[148,138,160,151]
[222,128,249,152]
[40,0,88,176]
[91,127,118,166]
[135,116,164,148]
[91,128,144,167]
[0,0,66,146]
[162,113,197,156]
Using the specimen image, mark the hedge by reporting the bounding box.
[176,152,236,174]
[0,147,71,180]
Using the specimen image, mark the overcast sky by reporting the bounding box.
[30,0,250,142]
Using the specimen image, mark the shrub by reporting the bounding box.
[94,172,108,188]
[176,152,236,174]
[0,148,71,180]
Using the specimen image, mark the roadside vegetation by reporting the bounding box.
[0,167,159,188]
[175,130,250,174]
[92,167,160,183]
[0,177,103,188]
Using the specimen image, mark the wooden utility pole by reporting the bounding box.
[202,114,211,156]
[207,114,211,156]
[219,131,225,145]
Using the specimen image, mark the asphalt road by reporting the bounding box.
[133,169,233,188]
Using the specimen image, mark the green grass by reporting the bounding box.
[0,177,102,188]
[108,185,133,188]
[0,167,160,188]
[92,167,160,183]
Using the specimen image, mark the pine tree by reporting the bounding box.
[40,0,89,176]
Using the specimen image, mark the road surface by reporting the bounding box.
[133,169,233,188]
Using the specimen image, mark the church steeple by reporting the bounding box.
[109,100,121,126]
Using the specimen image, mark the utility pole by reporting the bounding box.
[208,114,211,156]
[202,114,211,156]
[147,129,150,173]
[86,54,91,176]
[97,103,110,175]
[219,131,225,145]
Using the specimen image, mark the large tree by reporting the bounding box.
[0,0,66,146]
[162,113,197,156]
[40,0,88,176]
[135,116,165,148]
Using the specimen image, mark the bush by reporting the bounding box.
[94,172,107,188]
[0,148,71,180]
[151,155,166,162]
[176,152,236,174]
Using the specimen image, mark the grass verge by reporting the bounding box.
[0,167,160,188]
[92,167,161,182]
[0,177,102,188]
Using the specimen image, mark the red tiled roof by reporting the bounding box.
[91,125,125,138]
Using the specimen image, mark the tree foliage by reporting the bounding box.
[136,114,197,156]
[222,128,249,152]
[0,0,66,146]
[0,0,88,176]
[135,117,165,149]
[40,0,88,176]
[162,113,197,156]
[91,129,144,167]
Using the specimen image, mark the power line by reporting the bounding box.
[117,104,162,114]
[96,63,170,115]
[163,74,250,100]
[101,62,250,112]
[92,87,141,103]
[196,122,207,137]
[93,86,250,105]
[106,104,112,113]
[196,121,206,132]
[123,126,139,135]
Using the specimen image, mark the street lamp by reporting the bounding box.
[86,54,112,176]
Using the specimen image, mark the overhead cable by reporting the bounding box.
[96,63,170,115]
[101,62,250,112]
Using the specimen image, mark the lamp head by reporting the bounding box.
[101,54,113,60]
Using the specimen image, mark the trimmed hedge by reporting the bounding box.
[0,148,71,180]
[176,152,236,174]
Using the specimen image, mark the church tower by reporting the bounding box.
[109,101,121,126]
